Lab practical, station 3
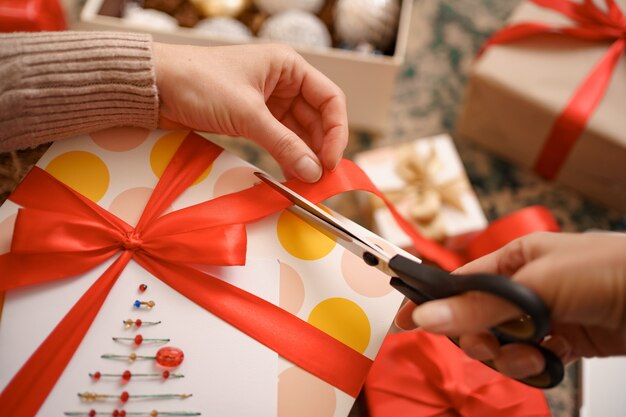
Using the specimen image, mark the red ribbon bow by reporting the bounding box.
[0,131,467,417]
[482,0,626,179]
[364,331,550,417]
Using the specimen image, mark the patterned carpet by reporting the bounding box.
[2,0,625,415]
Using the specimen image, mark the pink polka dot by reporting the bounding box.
[108,187,170,226]
[341,248,394,298]
[90,127,150,152]
[279,262,305,315]
[278,366,336,417]
[0,214,16,254]
[213,167,259,198]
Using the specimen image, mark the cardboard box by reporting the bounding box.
[456,0,626,212]
[354,133,487,251]
[0,128,407,416]
[77,0,413,134]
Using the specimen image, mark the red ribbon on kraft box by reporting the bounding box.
[480,0,626,179]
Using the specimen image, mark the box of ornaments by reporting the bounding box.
[79,0,413,134]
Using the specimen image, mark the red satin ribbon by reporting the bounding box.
[0,131,465,416]
[364,331,550,417]
[481,0,626,179]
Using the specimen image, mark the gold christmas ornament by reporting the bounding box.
[189,0,250,17]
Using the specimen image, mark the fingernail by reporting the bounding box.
[506,355,544,378]
[465,343,495,361]
[411,304,453,332]
[294,155,322,182]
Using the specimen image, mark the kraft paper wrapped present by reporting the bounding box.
[354,133,488,252]
[456,0,626,212]
[0,129,408,417]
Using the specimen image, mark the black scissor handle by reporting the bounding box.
[447,336,565,389]
[388,255,550,340]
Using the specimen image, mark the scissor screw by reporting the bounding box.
[363,252,379,266]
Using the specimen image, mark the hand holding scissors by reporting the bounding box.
[256,172,565,389]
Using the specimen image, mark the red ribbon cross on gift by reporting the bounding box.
[481,0,626,179]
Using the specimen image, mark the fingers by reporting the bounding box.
[411,293,521,336]
[394,301,418,330]
[246,104,323,183]
[297,60,348,171]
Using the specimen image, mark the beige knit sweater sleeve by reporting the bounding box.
[0,31,159,152]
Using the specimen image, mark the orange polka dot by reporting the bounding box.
[279,262,305,315]
[45,151,109,202]
[150,131,211,185]
[278,366,336,417]
[90,127,150,151]
[308,298,371,353]
[108,187,169,226]
[213,167,259,198]
[341,249,393,297]
[277,208,336,261]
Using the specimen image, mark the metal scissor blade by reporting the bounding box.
[254,172,392,270]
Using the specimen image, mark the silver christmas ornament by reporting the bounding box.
[258,10,331,49]
[334,0,401,51]
[253,0,325,15]
[123,3,179,30]
[194,17,253,40]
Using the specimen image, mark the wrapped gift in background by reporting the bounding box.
[354,133,488,253]
[0,0,67,31]
[0,129,408,416]
[456,0,626,212]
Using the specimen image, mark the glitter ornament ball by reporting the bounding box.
[193,17,253,40]
[189,0,249,17]
[334,0,401,51]
[258,10,331,49]
[253,0,325,15]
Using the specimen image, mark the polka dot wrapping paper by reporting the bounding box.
[0,129,405,417]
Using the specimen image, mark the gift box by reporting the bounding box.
[0,0,67,31]
[0,129,411,416]
[456,0,626,212]
[77,0,413,134]
[354,133,488,252]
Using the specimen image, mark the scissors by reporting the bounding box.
[256,172,564,389]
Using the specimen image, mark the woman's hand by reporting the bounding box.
[395,231,626,379]
[153,42,348,183]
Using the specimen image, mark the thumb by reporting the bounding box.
[246,107,323,183]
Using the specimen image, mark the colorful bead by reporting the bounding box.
[64,411,200,416]
[89,411,96,417]
[156,347,185,368]
[122,370,132,382]
[88,370,184,381]
[139,284,148,292]
[133,300,155,309]
[129,353,137,362]
[120,391,129,403]
[123,319,161,329]
[112,335,169,346]
[78,392,191,402]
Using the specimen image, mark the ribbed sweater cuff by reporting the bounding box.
[0,31,159,152]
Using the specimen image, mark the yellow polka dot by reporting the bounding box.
[150,131,212,185]
[45,151,109,202]
[307,298,370,353]
[277,208,336,260]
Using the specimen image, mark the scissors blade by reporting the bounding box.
[255,172,393,271]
